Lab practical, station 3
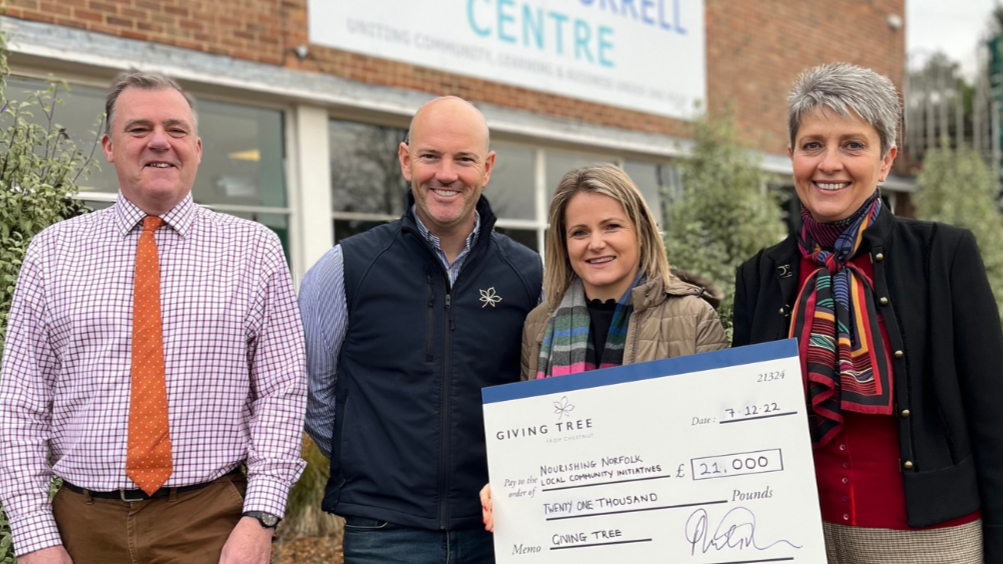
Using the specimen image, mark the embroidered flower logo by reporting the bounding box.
[554,396,575,420]
[479,287,502,308]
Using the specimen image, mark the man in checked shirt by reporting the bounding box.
[0,72,306,563]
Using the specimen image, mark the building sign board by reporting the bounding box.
[307,0,706,120]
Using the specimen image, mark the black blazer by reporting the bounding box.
[733,207,1003,561]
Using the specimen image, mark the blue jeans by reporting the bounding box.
[342,516,496,564]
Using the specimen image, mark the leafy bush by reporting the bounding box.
[915,141,1003,314]
[663,117,788,340]
[0,31,99,561]
[279,436,342,540]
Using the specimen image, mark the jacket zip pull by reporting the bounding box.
[445,292,455,331]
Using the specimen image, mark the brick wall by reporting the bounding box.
[3,0,292,63]
[6,0,904,155]
[706,0,906,153]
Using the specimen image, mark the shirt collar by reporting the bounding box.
[114,192,197,238]
[411,205,481,253]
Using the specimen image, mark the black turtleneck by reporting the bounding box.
[586,298,618,367]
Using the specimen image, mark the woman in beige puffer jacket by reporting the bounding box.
[481,163,727,531]
[520,268,727,380]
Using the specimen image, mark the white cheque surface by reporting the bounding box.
[482,339,825,564]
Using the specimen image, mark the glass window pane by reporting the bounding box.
[494,227,538,252]
[4,76,288,209]
[194,100,286,208]
[334,219,392,243]
[622,161,672,227]
[329,120,410,216]
[545,150,615,200]
[4,77,115,196]
[486,144,535,220]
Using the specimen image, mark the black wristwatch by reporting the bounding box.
[243,511,281,529]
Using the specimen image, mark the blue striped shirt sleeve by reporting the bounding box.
[299,245,348,459]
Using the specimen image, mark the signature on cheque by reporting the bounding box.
[684,506,801,556]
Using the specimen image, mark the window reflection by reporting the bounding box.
[623,161,677,227]
[196,101,286,208]
[3,77,112,194]
[329,120,410,215]
[4,76,287,209]
[545,150,615,200]
[494,227,538,252]
[334,219,392,243]
[486,144,535,220]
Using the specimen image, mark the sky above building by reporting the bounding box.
[908,0,998,77]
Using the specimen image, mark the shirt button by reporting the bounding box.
[894,350,904,359]
[842,477,849,484]
[903,461,914,470]
[879,297,889,305]
[843,514,850,521]
[779,307,785,315]
[839,444,847,451]
[900,409,910,418]
[875,253,884,262]
[842,496,850,502]
[843,462,850,469]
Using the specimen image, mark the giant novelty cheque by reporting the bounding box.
[482,339,826,563]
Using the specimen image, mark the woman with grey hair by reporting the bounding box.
[733,62,1003,563]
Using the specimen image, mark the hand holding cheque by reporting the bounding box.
[482,340,826,563]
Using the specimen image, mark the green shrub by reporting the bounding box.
[279,436,342,540]
[663,116,788,341]
[0,30,100,561]
[915,141,1003,315]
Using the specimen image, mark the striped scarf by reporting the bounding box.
[790,191,892,447]
[535,274,641,379]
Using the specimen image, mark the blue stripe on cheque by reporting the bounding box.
[482,339,799,404]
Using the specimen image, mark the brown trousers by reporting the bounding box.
[52,473,246,564]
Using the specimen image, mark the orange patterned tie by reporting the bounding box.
[126,216,173,495]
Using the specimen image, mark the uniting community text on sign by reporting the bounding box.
[482,340,826,563]
[307,0,706,120]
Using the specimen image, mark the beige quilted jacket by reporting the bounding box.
[520,270,728,380]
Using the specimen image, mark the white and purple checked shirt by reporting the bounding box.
[0,194,307,556]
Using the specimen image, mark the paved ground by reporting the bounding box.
[273,534,343,564]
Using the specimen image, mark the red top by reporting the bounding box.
[798,254,980,529]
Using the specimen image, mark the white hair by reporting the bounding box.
[788,63,901,156]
